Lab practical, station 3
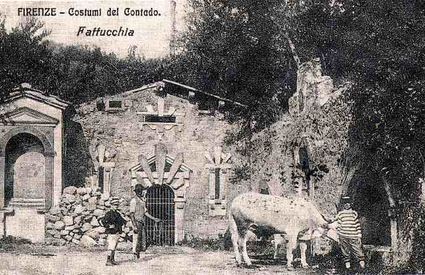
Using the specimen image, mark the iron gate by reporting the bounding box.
[146,185,175,246]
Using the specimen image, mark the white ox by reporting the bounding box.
[273,221,339,260]
[229,192,329,268]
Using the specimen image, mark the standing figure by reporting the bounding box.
[130,184,161,260]
[100,197,126,266]
[336,196,366,270]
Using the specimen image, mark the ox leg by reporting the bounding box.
[273,234,283,260]
[232,235,242,265]
[229,214,242,265]
[300,242,309,268]
[273,241,279,260]
[241,231,253,266]
[286,235,297,269]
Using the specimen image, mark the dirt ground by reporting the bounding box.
[0,244,328,275]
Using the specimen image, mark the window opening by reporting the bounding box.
[98,166,104,193]
[144,115,176,123]
[214,168,220,199]
[108,100,123,109]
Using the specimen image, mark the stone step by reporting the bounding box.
[9,198,44,202]
[8,202,46,208]
[9,198,45,208]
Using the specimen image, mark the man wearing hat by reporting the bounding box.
[130,184,161,260]
[100,197,126,266]
[335,196,365,270]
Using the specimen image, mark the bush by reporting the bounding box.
[0,236,32,251]
[177,234,226,251]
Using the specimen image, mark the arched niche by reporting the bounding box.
[0,128,54,209]
[348,176,392,247]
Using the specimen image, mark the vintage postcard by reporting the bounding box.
[0,0,423,274]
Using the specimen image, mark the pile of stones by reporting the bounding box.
[45,186,133,247]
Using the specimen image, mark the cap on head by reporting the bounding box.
[134,184,145,192]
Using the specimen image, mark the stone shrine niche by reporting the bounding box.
[5,133,46,206]
[205,146,232,216]
[291,137,315,198]
[0,84,68,243]
[14,152,45,199]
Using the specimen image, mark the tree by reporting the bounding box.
[173,0,297,131]
[289,0,425,266]
[0,17,52,100]
[0,17,168,104]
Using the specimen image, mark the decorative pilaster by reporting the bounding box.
[205,146,232,216]
[90,144,116,196]
[0,156,5,208]
[44,155,54,209]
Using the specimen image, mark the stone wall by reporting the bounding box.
[66,82,234,239]
[46,186,132,246]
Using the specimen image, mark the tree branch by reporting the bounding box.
[382,171,396,208]
[284,32,301,69]
[418,149,425,178]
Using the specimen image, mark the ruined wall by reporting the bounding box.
[67,83,234,239]
[46,186,130,246]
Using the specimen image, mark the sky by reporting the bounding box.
[0,0,187,58]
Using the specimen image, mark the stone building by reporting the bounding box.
[0,80,245,244]
[65,80,243,244]
[0,84,69,242]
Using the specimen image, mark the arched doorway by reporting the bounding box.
[146,185,175,246]
[351,180,391,246]
[5,133,45,206]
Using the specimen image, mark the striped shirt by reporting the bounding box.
[336,209,362,238]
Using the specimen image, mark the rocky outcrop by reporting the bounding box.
[288,58,346,116]
[229,58,352,216]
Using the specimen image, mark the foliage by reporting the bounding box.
[178,234,227,251]
[289,0,425,201]
[0,17,52,100]
[46,45,166,103]
[282,0,425,264]
[0,236,32,251]
[0,17,168,104]
[1,0,425,266]
[172,0,297,131]
[214,0,425,263]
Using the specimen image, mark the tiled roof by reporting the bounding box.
[6,83,70,110]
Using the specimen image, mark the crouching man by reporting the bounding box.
[130,184,161,260]
[100,197,126,266]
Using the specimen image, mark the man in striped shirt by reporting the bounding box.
[336,196,365,270]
